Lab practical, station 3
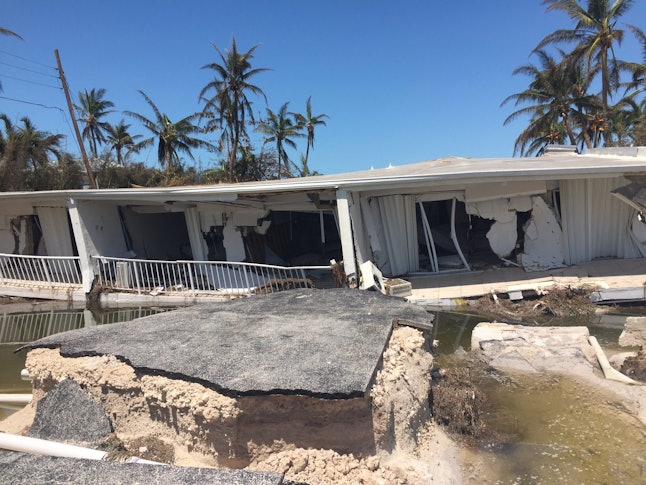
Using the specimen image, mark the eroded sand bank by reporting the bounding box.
[2,325,463,484]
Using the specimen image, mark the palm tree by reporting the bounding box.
[257,102,303,178]
[105,119,140,165]
[537,0,637,114]
[502,49,597,155]
[74,88,115,159]
[294,97,328,176]
[0,115,63,190]
[605,97,644,145]
[0,27,22,93]
[125,90,213,173]
[621,25,646,96]
[0,27,21,39]
[200,37,268,182]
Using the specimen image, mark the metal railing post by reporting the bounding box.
[133,261,141,295]
[186,262,195,296]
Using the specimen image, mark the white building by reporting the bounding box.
[0,146,645,302]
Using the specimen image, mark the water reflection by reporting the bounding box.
[0,305,177,420]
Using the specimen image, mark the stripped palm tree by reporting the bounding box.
[200,37,268,182]
[125,90,214,174]
[106,119,140,165]
[257,102,303,178]
[0,115,63,190]
[537,0,637,114]
[294,96,328,176]
[75,88,115,159]
[0,27,22,92]
[502,49,597,155]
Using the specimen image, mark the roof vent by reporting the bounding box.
[540,145,579,156]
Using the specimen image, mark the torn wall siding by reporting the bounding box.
[465,194,566,271]
[517,196,565,271]
[465,197,533,260]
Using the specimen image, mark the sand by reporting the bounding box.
[1,325,464,483]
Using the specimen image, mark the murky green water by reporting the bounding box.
[471,373,646,484]
[430,307,646,484]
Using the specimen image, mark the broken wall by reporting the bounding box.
[465,189,565,271]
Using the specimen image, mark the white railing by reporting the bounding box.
[93,256,333,296]
[0,253,82,286]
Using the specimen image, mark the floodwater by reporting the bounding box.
[0,305,177,420]
[1,303,645,483]
[472,372,646,484]
[430,308,646,484]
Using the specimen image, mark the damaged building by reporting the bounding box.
[0,146,645,301]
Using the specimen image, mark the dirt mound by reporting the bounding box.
[621,350,646,382]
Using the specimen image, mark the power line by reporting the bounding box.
[0,74,61,89]
[0,95,65,112]
[0,60,59,78]
[0,49,57,70]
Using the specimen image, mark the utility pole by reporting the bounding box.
[54,49,97,189]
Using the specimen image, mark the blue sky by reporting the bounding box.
[2,1,646,176]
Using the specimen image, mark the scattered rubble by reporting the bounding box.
[621,350,646,382]
[470,284,598,322]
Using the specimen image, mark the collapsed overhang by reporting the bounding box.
[611,182,646,213]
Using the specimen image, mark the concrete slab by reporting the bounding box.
[407,258,646,305]
[22,289,431,398]
[471,322,596,374]
[0,451,283,485]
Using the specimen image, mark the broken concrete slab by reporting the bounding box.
[591,287,646,304]
[0,451,283,485]
[28,379,112,446]
[619,316,646,347]
[22,289,431,398]
[471,322,596,374]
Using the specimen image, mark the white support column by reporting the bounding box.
[67,198,94,293]
[347,192,368,267]
[336,189,357,286]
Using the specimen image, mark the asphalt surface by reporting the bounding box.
[22,288,431,398]
[0,451,284,485]
[28,379,112,445]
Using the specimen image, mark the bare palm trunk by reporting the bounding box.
[229,106,240,183]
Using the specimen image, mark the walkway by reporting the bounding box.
[407,258,646,306]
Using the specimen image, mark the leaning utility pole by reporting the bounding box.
[54,49,97,189]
